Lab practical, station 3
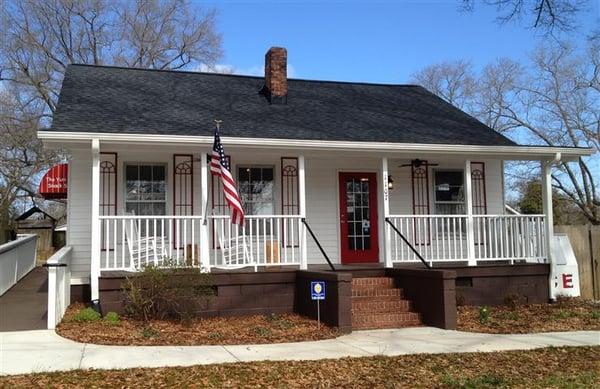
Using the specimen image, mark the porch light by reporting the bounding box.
[387,175,394,190]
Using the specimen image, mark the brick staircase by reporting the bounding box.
[351,277,421,330]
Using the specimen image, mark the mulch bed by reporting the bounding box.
[457,297,600,334]
[56,304,338,346]
[2,346,598,388]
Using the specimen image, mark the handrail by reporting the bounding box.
[301,218,335,271]
[385,217,431,269]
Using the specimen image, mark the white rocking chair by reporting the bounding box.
[213,218,254,269]
[123,214,168,269]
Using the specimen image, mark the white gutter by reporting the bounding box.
[37,131,594,159]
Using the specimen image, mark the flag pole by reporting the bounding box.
[202,119,222,226]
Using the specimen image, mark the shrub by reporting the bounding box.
[254,326,272,337]
[123,260,214,322]
[140,326,159,339]
[591,310,600,320]
[104,311,120,325]
[73,307,101,323]
[503,294,521,310]
[478,306,491,324]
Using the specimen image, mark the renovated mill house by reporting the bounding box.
[39,47,592,331]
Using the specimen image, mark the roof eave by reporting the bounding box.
[37,130,594,160]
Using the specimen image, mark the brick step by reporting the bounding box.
[352,299,412,313]
[352,312,421,330]
[351,287,403,299]
[351,277,395,288]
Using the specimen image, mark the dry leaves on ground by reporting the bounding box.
[57,303,338,346]
[2,346,598,388]
[457,297,600,334]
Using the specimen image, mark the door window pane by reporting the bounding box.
[346,177,371,252]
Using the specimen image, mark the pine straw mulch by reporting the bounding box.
[56,303,338,346]
[2,346,599,388]
[457,297,600,334]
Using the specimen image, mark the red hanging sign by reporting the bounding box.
[39,163,68,199]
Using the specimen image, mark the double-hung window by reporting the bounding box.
[237,166,274,215]
[434,170,464,215]
[125,164,167,216]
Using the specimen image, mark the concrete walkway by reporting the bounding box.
[0,267,47,332]
[1,327,598,376]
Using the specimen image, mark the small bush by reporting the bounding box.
[254,326,272,337]
[478,306,491,324]
[555,310,577,319]
[503,294,521,309]
[73,307,101,323]
[591,310,600,320]
[140,326,159,339]
[123,260,214,322]
[104,311,120,325]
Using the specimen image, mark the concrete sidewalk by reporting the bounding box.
[1,328,598,375]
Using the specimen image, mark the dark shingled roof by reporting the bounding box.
[50,64,516,146]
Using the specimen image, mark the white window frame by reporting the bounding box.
[433,168,465,215]
[237,165,275,216]
[123,162,168,216]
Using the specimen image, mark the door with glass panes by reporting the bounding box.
[338,172,379,263]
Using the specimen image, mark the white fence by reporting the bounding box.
[0,234,38,296]
[46,246,72,329]
[386,214,546,264]
[98,214,305,271]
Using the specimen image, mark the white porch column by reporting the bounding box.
[541,159,555,266]
[200,152,210,271]
[464,159,476,266]
[90,139,100,301]
[298,155,307,270]
[382,157,392,268]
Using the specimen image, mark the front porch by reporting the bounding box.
[82,143,555,301]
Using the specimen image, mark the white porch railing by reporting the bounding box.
[98,214,305,272]
[209,215,304,270]
[473,215,546,262]
[0,234,38,296]
[46,246,72,329]
[386,214,547,264]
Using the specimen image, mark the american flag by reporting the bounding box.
[210,126,245,225]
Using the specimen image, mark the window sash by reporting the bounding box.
[124,163,167,216]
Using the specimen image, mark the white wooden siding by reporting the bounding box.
[66,149,506,279]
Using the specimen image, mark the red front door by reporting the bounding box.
[339,172,379,263]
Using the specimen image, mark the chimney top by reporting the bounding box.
[263,47,287,104]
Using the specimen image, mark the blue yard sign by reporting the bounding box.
[311,281,325,300]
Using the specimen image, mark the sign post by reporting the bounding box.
[310,281,325,329]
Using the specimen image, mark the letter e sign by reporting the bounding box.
[562,274,573,288]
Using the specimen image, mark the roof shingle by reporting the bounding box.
[49,64,516,146]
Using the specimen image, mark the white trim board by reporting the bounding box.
[38,131,594,160]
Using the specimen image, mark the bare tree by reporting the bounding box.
[460,0,590,34]
[0,0,223,241]
[411,41,600,224]
[409,60,476,111]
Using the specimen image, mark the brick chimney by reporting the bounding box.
[263,47,287,104]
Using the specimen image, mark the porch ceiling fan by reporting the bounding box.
[398,159,439,168]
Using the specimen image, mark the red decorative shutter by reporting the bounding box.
[173,154,193,216]
[411,161,430,215]
[281,157,299,247]
[100,153,117,251]
[470,162,487,215]
[411,161,430,245]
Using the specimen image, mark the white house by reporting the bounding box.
[38,48,592,328]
